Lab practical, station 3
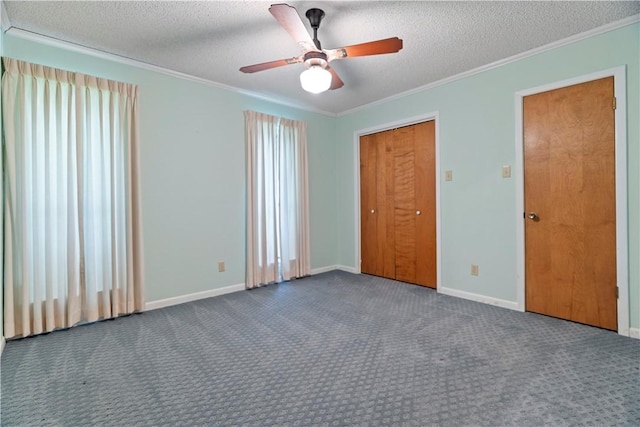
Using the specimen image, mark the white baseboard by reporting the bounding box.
[439,286,520,311]
[310,265,339,275]
[1,336,5,354]
[335,265,358,274]
[439,288,640,338]
[145,283,245,311]
[145,266,359,311]
[310,265,358,275]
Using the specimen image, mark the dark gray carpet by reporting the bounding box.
[1,270,639,426]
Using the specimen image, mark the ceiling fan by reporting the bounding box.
[239,3,403,94]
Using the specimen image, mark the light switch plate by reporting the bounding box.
[445,170,453,181]
[502,165,511,178]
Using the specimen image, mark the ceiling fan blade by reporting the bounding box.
[327,66,344,90]
[239,56,303,73]
[326,37,403,61]
[269,4,317,52]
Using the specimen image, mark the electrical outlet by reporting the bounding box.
[218,261,225,272]
[471,264,479,276]
[445,170,453,181]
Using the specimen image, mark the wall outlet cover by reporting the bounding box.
[471,264,479,276]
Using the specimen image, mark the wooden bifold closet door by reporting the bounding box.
[360,120,436,288]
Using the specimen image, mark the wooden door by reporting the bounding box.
[523,77,617,330]
[360,130,395,278]
[393,122,436,287]
[360,121,437,288]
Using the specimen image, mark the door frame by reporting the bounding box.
[353,112,442,290]
[514,66,629,336]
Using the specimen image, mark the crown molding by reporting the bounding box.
[337,13,640,117]
[4,27,337,118]
[4,12,638,118]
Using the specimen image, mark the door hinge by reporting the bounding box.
[613,97,617,110]
[616,286,619,299]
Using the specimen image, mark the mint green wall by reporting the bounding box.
[2,23,638,332]
[335,24,640,329]
[2,34,338,303]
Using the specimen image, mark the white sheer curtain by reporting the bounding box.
[245,110,310,289]
[2,58,144,339]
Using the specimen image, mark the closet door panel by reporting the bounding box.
[394,127,417,283]
[359,134,378,276]
[377,131,396,278]
[415,121,437,287]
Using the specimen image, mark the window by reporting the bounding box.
[244,110,310,288]
[2,58,144,338]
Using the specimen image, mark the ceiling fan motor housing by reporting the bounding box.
[303,51,329,69]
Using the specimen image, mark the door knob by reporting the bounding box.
[527,212,539,221]
[370,209,375,214]
[416,210,421,215]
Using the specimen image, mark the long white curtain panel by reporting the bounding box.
[2,58,145,338]
[245,110,310,289]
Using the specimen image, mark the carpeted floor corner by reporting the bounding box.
[1,270,639,426]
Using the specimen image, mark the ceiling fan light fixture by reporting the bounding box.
[300,65,332,94]
[240,4,402,92]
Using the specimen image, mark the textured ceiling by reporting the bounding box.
[3,1,639,115]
